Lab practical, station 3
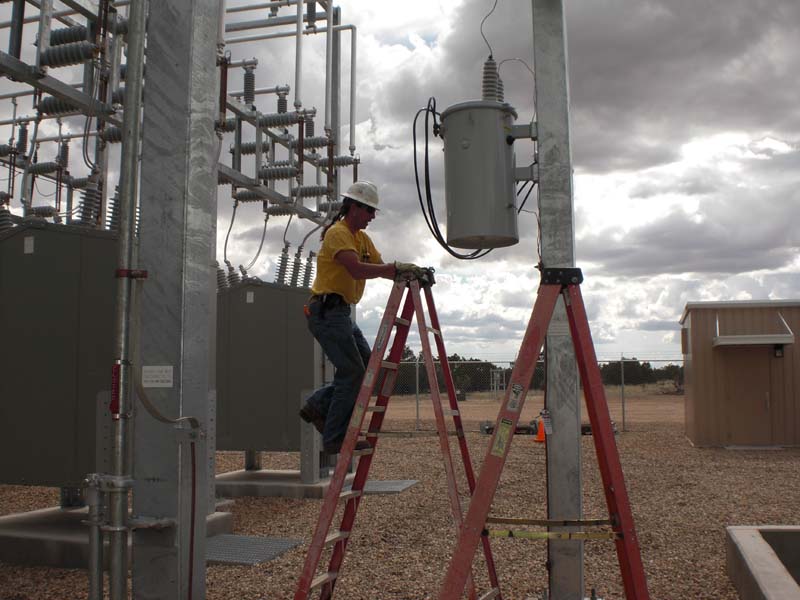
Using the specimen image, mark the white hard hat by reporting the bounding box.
[342,181,380,210]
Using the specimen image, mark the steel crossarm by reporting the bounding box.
[419,283,502,598]
[437,283,562,599]
[563,284,650,599]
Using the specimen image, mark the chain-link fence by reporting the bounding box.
[394,357,684,431]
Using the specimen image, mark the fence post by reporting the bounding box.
[620,355,626,432]
[415,355,421,431]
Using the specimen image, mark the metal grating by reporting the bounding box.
[206,534,301,566]
[344,479,418,495]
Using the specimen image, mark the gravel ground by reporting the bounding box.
[2,395,800,599]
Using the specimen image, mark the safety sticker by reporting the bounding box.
[142,365,173,388]
[375,322,389,350]
[350,403,364,427]
[491,418,514,457]
[246,291,254,304]
[507,383,524,411]
[382,371,397,397]
[23,236,34,254]
[363,370,374,388]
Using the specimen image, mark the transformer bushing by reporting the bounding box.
[78,186,102,225]
[215,262,229,290]
[302,251,316,288]
[40,41,96,68]
[0,206,13,233]
[107,187,121,232]
[289,248,303,287]
[275,243,290,284]
[226,261,241,286]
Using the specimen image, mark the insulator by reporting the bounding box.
[243,67,256,106]
[0,144,12,157]
[302,251,316,288]
[265,206,293,216]
[482,56,501,102]
[269,4,278,16]
[291,185,328,198]
[112,18,129,36]
[238,141,262,156]
[0,206,13,233]
[239,265,250,280]
[318,201,342,213]
[233,189,267,203]
[226,261,241,286]
[215,262,229,290]
[0,191,10,202]
[305,116,315,138]
[100,126,123,143]
[58,141,69,168]
[258,165,298,181]
[107,186,120,231]
[288,136,328,149]
[111,87,125,105]
[289,248,304,287]
[38,95,78,115]
[218,170,232,185]
[16,123,28,154]
[258,111,300,128]
[27,161,60,175]
[30,205,58,218]
[218,117,237,132]
[275,243,290,284]
[50,24,87,46]
[277,94,288,114]
[40,41,95,68]
[78,185,102,225]
[307,0,316,27]
[497,76,505,103]
[68,176,90,189]
[269,159,292,167]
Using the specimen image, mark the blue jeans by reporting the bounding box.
[305,301,371,447]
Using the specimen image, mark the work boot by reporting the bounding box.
[323,440,371,455]
[299,404,325,434]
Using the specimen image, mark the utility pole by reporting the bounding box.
[532,1,583,598]
[132,1,223,598]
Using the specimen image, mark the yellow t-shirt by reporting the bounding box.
[311,221,383,305]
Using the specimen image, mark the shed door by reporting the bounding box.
[720,347,772,445]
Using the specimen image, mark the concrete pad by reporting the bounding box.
[726,526,800,599]
[215,469,354,499]
[0,506,233,569]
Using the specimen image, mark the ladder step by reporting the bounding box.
[324,530,351,547]
[310,571,338,590]
[339,489,362,502]
[353,446,374,457]
[427,326,441,336]
[478,588,501,600]
[395,317,411,326]
[381,360,399,370]
[365,405,386,413]
[443,409,459,416]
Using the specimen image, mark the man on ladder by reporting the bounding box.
[299,180,427,455]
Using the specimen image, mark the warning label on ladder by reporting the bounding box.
[491,419,514,457]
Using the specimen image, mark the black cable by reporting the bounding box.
[413,97,492,260]
[517,181,536,214]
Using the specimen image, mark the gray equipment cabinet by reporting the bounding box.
[216,280,315,452]
[0,222,116,487]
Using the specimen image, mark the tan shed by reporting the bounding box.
[680,300,799,447]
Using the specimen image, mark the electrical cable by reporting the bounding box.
[282,212,294,245]
[223,200,238,263]
[243,214,269,271]
[413,97,492,260]
[480,0,500,58]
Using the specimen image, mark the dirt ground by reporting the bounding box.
[2,386,798,599]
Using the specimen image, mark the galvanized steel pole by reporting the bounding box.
[532,0,583,597]
[108,0,147,598]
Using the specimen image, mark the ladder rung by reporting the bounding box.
[443,409,459,416]
[324,530,351,547]
[339,489,362,502]
[310,571,338,590]
[365,405,386,413]
[427,326,441,336]
[353,446,374,457]
[395,317,411,326]
[478,588,500,600]
[381,360,399,370]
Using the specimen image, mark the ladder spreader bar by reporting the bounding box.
[324,531,351,546]
[485,529,620,541]
[486,517,612,527]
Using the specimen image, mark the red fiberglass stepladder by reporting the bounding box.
[438,267,650,600]
[294,270,503,600]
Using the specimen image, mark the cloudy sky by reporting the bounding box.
[4,0,799,362]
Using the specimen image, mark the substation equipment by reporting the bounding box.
[413,1,587,597]
[0,0,359,598]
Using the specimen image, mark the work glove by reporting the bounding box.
[394,261,429,282]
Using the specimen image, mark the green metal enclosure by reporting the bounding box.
[0,222,116,486]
